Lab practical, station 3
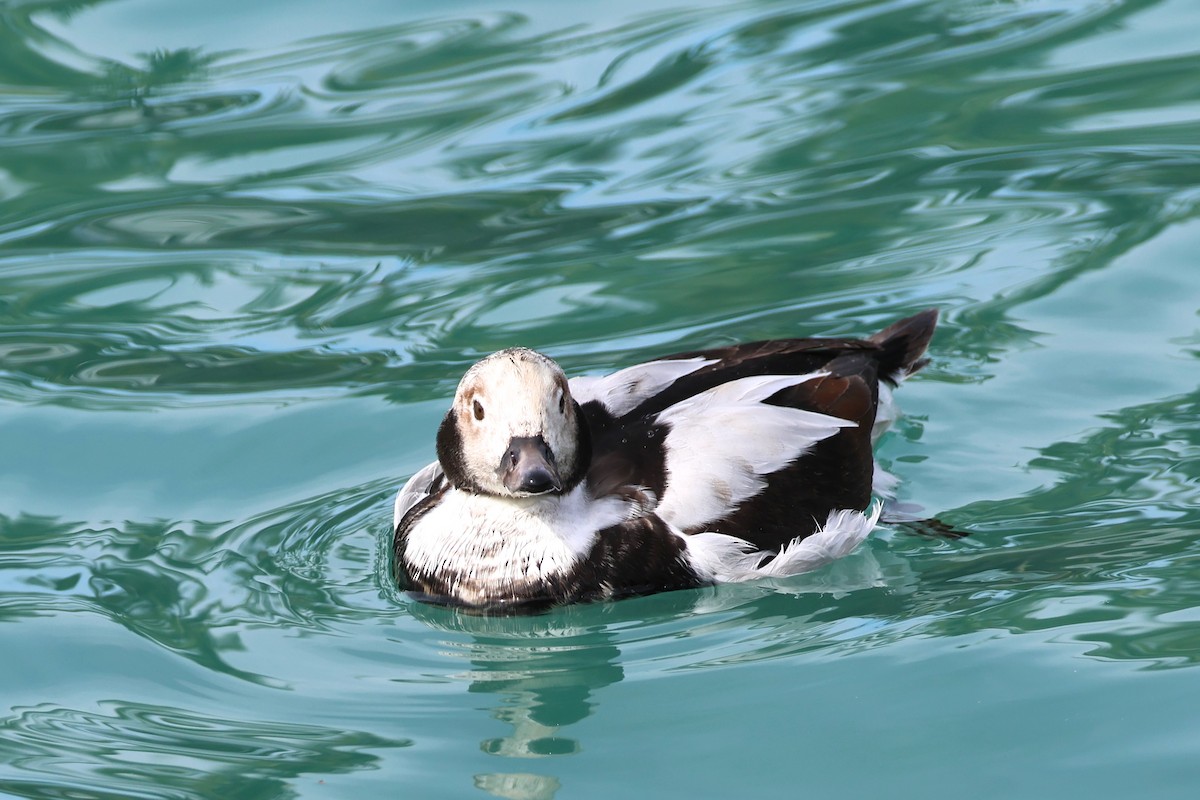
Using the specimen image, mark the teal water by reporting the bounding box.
[3,0,1200,797]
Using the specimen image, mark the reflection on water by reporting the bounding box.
[3,0,1200,797]
[0,700,406,800]
[3,0,1199,410]
[0,479,393,685]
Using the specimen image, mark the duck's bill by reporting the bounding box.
[500,435,563,495]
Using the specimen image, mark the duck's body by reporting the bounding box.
[394,309,938,612]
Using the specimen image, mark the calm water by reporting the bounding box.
[3,0,1200,797]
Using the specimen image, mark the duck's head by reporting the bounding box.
[436,348,589,498]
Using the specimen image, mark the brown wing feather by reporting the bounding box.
[693,353,880,548]
[584,310,938,549]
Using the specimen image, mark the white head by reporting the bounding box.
[436,348,588,498]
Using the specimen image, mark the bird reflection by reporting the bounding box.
[405,599,659,799]
[403,544,909,800]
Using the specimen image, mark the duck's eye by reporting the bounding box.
[558,393,566,414]
[473,399,485,421]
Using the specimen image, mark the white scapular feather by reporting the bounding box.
[569,357,715,417]
[653,372,856,532]
[685,503,882,582]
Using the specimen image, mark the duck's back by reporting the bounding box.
[576,309,938,552]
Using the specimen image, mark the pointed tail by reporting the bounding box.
[869,308,939,384]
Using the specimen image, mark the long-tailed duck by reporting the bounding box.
[394,309,938,612]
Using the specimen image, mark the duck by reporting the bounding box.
[393,308,938,612]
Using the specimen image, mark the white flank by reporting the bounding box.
[685,503,882,582]
[871,380,912,498]
[872,464,900,499]
[569,356,716,417]
[394,460,443,529]
[653,372,856,532]
[872,381,899,442]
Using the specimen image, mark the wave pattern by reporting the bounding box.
[0,701,407,800]
[2,0,1198,404]
[3,0,1200,798]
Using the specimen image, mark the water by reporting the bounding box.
[2,0,1199,796]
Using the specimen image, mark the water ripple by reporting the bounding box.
[0,701,407,800]
[3,0,1200,792]
[3,0,1199,413]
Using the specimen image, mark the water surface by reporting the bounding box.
[3,0,1200,798]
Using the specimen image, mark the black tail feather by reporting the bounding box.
[870,308,939,384]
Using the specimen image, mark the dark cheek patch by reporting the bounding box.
[436,411,482,493]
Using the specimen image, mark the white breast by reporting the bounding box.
[402,486,636,604]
